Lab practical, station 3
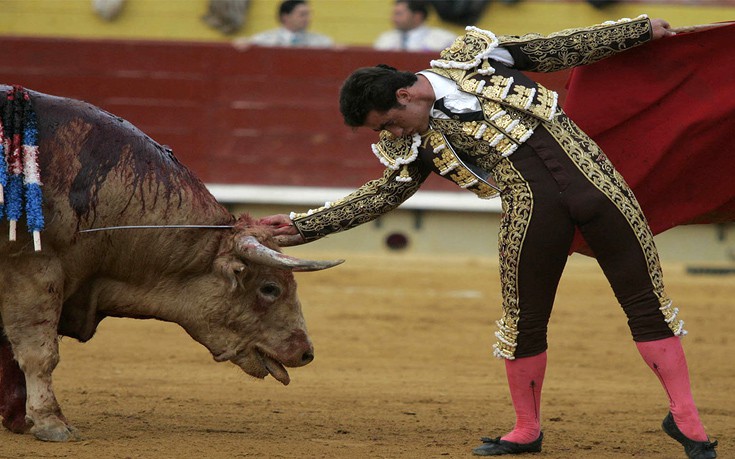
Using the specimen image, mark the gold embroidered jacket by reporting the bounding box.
[291,16,654,242]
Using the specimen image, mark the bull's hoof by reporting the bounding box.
[31,420,82,442]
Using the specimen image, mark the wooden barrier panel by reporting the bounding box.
[0,36,569,192]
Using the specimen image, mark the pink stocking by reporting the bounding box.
[636,336,708,441]
[501,352,546,444]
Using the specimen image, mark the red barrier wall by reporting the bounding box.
[0,36,570,192]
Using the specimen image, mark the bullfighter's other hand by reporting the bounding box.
[650,18,676,39]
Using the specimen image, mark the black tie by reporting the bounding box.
[433,98,485,122]
[400,32,408,50]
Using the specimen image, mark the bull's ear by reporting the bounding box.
[231,260,246,275]
[215,257,247,291]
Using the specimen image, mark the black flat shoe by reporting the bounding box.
[472,432,543,456]
[662,412,718,459]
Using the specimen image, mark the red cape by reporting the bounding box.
[564,23,735,255]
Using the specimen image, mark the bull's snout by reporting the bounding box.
[284,343,313,368]
[283,330,314,368]
[301,349,314,365]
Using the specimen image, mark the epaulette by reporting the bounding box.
[430,26,500,74]
[371,132,421,182]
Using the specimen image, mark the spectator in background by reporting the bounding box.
[92,0,126,21]
[239,0,333,48]
[374,0,457,52]
[202,0,250,35]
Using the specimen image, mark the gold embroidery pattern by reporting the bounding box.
[371,131,421,183]
[499,17,651,73]
[505,85,535,111]
[434,27,500,69]
[494,114,519,134]
[457,76,483,94]
[481,100,540,137]
[528,86,557,121]
[490,157,534,359]
[495,137,517,157]
[480,100,507,121]
[475,154,503,176]
[372,131,419,169]
[465,75,514,100]
[546,112,685,336]
[432,68,557,123]
[433,149,459,175]
[436,109,537,158]
[424,128,499,198]
[473,182,502,198]
[292,166,424,242]
[441,34,490,63]
[431,120,487,153]
[480,78,557,122]
[428,114,537,196]
[449,167,479,188]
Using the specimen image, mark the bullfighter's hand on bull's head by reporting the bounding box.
[256,214,305,247]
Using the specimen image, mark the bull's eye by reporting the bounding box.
[259,282,282,299]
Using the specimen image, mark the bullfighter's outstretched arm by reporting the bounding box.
[496,16,669,73]
[287,163,427,242]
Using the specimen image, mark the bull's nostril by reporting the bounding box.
[301,351,314,364]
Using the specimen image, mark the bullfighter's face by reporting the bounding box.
[364,89,431,138]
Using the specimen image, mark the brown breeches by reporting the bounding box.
[495,122,676,359]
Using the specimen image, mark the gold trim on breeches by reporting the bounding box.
[490,113,685,360]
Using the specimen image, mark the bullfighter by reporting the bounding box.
[259,15,717,458]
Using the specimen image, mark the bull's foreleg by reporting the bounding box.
[0,330,30,433]
[0,257,80,442]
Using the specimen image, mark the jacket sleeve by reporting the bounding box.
[290,163,428,242]
[498,15,653,73]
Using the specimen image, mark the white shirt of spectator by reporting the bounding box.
[248,27,334,48]
[374,25,457,52]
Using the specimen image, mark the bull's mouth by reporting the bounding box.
[255,348,290,386]
[215,347,292,386]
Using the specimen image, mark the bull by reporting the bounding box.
[0,85,342,442]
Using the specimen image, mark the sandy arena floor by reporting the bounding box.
[1,254,732,458]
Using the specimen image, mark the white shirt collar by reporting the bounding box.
[418,71,457,101]
[418,71,482,117]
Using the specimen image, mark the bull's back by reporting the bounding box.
[0,85,230,247]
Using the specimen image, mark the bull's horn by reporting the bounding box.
[236,236,344,272]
